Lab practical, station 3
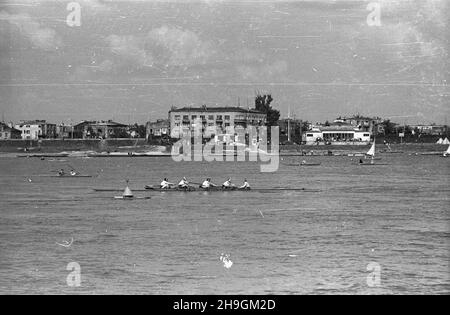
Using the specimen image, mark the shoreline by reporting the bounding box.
[0,141,448,157]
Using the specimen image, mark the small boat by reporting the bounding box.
[143,186,319,192]
[299,161,321,166]
[359,140,385,165]
[114,196,151,200]
[37,174,95,178]
[114,180,151,200]
[94,187,321,193]
[443,144,450,157]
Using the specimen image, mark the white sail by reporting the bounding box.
[123,180,133,197]
[366,141,376,156]
[443,138,450,145]
[437,138,443,144]
[445,144,450,156]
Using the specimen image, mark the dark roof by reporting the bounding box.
[0,122,21,132]
[169,106,265,115]
[74,120,127,127]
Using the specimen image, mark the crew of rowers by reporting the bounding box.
[58,169,78,176]
[159,177,251,190]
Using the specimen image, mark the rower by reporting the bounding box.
[201,178,210,189]
[160,178,174,189]
[201,178,217,189]
[222,178,234,189]
[178,177,189,188]
[58,169,65,176]
[239,178,250,190]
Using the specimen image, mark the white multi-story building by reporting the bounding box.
[305,125,371,144]
[168,106,266,139]
[14,120,56,140]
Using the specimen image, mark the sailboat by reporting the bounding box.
[443,138,450,145]
[364,140,381,161]
[443,144,450,157]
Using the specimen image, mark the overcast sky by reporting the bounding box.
[0,0,448,125]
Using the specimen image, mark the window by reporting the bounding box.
[364,133,370,137]
[174,115,181,120]
[191,115,197,120]
[200,115,205,120]
[216,115,223,120]
[225,123,230,127]
[208,115,214,120]
[183,115,189,120]
[224,115,230,120]
[307,134,313,137]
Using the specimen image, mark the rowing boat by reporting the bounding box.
[284,162,322,166]
[114,196,151,200]
[94,187,320,193]
[36,175,95,178]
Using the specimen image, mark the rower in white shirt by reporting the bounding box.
[201,178,217,189]
[178,177,189,188]
[160,178,174,189]
[239,178,250,190]
[222,178,235,189]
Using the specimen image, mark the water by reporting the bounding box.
[0,153,448,294]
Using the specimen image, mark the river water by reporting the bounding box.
[0,152,448,294]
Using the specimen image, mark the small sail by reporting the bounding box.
[123,180,133,197]
[366,142,376,156]
[445,144,450,156]
[437,138,443,144]
[443,138,450,145]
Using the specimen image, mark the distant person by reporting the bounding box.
[178,177,189,189]
[359,159,364,164]
[160,178,174,189]
[222,178,235,189]
[201,178,217,189]
[58,169,65,176]
[70,170,78,176]
[239,179,251,190]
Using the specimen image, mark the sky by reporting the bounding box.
[0,0,448,125]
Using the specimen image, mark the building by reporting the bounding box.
[409,124,447,136]
[73,120,128,139]
[14,120,56,140]
[168,106,266,139]
[56,123,75,139]
[0,122,21,139]
[278,118,302,144]
[146,119,170,140]
[305,125,371,144]
[334,115,383,135]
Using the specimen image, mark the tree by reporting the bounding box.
[254,94,280,126]
[382,119,397,135]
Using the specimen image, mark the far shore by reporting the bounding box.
[0,138,448,155]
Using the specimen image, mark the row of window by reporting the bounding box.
[174,122,232,127]
[174,115,232,121]
[307,133,370,137]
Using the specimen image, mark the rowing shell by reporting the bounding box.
[37,175,95,178]
[357,163,389,166]
[94,187,321,193]
[114,196,151,200]
[284,163,321,166]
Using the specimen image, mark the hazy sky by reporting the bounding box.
[0,0,448,125]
